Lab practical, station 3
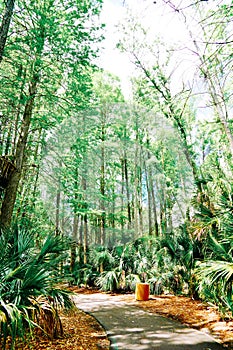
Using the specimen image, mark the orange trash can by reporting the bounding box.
[135,282,150,301]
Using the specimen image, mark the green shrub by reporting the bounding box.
[0,225,73,349]
[95,269,121,292]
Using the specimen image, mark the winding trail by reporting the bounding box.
[74,293,224,350]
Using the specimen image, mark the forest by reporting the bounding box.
[0,0,233,347]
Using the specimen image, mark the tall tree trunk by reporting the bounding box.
[0,19,45,227]
[110,186,116,247]
[124,155,131,229]
[15,128,42,220]
[133,54,203,194]
[4,123,13,155]
[138,146,143,236]
[189,18,233,159]
[120,157,125,238]
[145,134,159,235]
[144,160,152,235]
[13,65,27,151]
[133,122,144,237]
[31,129,44,201]
[55,185,61,235]
[55,159,62,235]
[133,118,143,238]
[150,176,159,235]
[0,0,15,63]
[83,212,88,264]
[123,124,131,230]
[100,120,106,246]
[79,217,84,264]
[0,78,38,227]
[134,146,139,239]
[156,177,167,235]
[81,174,88,264]
[70,213,79,273]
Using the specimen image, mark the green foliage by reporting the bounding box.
[83,233,195,295]
[2,0,233,324]
[0,0,104,227]
[89,246,116,271]
[96,269,121,292]
[188,179,233,314]
[195,233,233,315]
[67,262,99,287]
[196,259,233,316]
[0,225,73,349]
[125,274,141,292]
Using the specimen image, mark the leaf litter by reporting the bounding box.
[5,287,233,349]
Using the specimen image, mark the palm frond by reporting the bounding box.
[95,269,121,292]
[197,260,233,285]
[0,225,73,348]
[208,234,233,262]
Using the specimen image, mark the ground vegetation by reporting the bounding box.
[1,0,233,348]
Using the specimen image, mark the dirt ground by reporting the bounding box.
[73,287,233,348]
[128,294,233,348]
[10,307,110,350]
[8,287,233,349]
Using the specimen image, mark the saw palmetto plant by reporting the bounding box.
[195,233,233,315]
[0,224,73,349]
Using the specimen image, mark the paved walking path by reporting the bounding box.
[74,293,225,350]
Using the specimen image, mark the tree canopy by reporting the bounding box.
[1,0,233,346]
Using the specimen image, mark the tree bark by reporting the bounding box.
[134,149,139,238]
[150,176,159,235]
[100,118,106,246]
[124,155,131,229]
[138,146,143,236]
[0,0,15,63]
[133,54,201,183]
[110,186,116,246]
[70,213,79,273]
[81,174,88,264]
[83,213,88,264]
[0,78,38,227]
[144,160,152,235]
[55,186,61,235]
[0,15,45,227]
[120,157,125,236]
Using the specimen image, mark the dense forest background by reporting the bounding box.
[1,0,233,346]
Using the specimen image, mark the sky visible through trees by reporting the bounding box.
[1,0,233,345]
[99,0,198,96]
